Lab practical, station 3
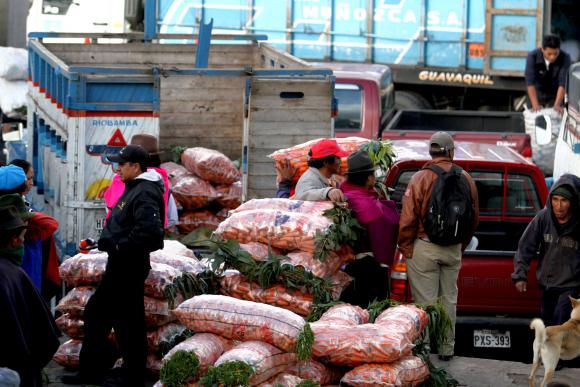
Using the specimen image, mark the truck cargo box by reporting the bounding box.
[27,34,334,256]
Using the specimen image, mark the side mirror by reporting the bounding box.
[534,115,552,146]
[1,122,24,142]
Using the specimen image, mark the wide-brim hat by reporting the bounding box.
[0,206,26,231]
[131,134,163,156]
[346,150,376,174]
[0,193,34,220]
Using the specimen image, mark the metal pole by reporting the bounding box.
[144,0,157,41]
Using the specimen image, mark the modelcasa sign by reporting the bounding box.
[418,70,494,86]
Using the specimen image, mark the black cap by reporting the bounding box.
[346,150,375,174]
[0,206,26,231]
[107,144,150,164]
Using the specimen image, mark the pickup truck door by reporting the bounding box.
[242,76,334,200]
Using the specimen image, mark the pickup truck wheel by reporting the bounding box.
[395,91,433,110]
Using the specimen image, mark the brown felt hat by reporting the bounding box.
[130,134,162,155]
[0,206,26,231]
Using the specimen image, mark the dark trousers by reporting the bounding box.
[79,255,149,386]
[540,286,576,326]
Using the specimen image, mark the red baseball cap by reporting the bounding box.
[310,139,349,159]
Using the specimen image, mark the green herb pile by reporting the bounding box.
[199,361,254,387]
[159,350,200,387]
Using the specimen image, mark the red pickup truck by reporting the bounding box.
[385,140,548,361]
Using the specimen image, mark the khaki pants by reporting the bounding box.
[407,238,461,356]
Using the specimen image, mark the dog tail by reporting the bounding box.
[530,318,546,343]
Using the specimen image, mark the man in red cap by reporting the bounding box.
[294,139,348,202]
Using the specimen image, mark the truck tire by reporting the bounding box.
[395,91,432,110]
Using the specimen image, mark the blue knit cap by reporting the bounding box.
[0,165,26,190]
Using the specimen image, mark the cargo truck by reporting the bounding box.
[26,31,335,256]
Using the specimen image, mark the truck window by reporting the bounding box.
[469,171,503,216]
[42,0,73,15]
[335,84,362,132]
[506,174,541,217]
[391,170,417,209]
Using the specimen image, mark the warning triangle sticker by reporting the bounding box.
[107,129,127,147]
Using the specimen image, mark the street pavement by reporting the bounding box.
[44,355,580,386]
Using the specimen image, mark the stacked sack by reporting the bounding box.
[0,47,28,120]
[269,136,369,186]
[311,304,431,386]
[156,294,336,386]
[213,198,355,315]
[161,147,242,235]
[53,240,206,377]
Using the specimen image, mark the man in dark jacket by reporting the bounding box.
[0,206,60,387]
[65,145,165,386]
[512,174,580,326]
[525,34,571,113]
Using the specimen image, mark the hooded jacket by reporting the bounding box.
[512,174,580,289]
[98,169,165,260]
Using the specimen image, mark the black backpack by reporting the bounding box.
[423,164,473,246]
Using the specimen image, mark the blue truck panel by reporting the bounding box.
[157,0,544,77]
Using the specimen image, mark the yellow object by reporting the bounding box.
[85,178,111,200]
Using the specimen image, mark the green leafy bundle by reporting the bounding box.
[199,361,254,387]
[358,139,396,174]
[366,298,401,323]
[160,350,200,387]
[157,329,194,358]
[170,145,187,163]
[296,323,314,360]
[314,204,365,261]
[163,273,211,309]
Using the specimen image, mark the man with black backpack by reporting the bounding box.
[398,132,479,361]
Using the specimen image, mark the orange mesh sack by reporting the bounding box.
[231,198,333,215]
[375,305,429,343]
[214,341,296,386]
[174,295,305,352]
[163,333,233,378]
[214,209,332,252]
[60,252,107,287]
[340,356,430,386]
[56,286,96,317]
[181,147,240,185]
[287,359,343,385]
[147,323,192,356]
[145,262,184,299]
[161,162,190,187]
[150,249,205,274]
[317,304,369,326]
[172,174,218,210]
[262,373,305,387]
[160,239,194,258]
[239,242,281,262]
[310,323,413,366]
[216,181,242,209]
[269,137,369,184]
[177,210,221,234]
[145,295,180,328]
[329,271,353,300]
[55,313,85,340]
[284,249,352,279]
[53,339,83,369]
[220,270,313,316]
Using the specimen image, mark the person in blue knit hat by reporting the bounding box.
[0,165,26,194]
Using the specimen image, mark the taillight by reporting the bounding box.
[390,250,410,302]
[521,137,532,158]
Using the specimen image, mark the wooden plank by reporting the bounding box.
[251,80,332,96]
[246,188,277,200]
[161,76,245,90]
[161,88,244,100]
[158,136,242,160]
[249,135,328,151]
[249,121,331,135]
[160,100,244,114]
[160,124,241,138]
[160,113,243,126]
[250,95,330,110]
[249,108,331,123]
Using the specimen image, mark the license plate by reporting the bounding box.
[473,329,511,348]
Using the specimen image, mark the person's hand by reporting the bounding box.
[327,188,345,203]
[515,281,528,293]
[554,105,564,114]
[276,159,296,182]
[531,102,542,112]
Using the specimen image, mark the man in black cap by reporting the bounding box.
[0,206,60,387]
[398,132,479,361]
[65,145,165,386]
[513,174,580,326]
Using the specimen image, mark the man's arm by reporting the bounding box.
[511,214,543,288]
[554,86,566,113]
[397,174,421,258]
[525,51,541,111]
[527,85,542,111]
[118,190,164,253]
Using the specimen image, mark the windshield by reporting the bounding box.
[334,83,362,132]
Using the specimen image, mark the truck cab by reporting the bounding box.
[311,62,395,140]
